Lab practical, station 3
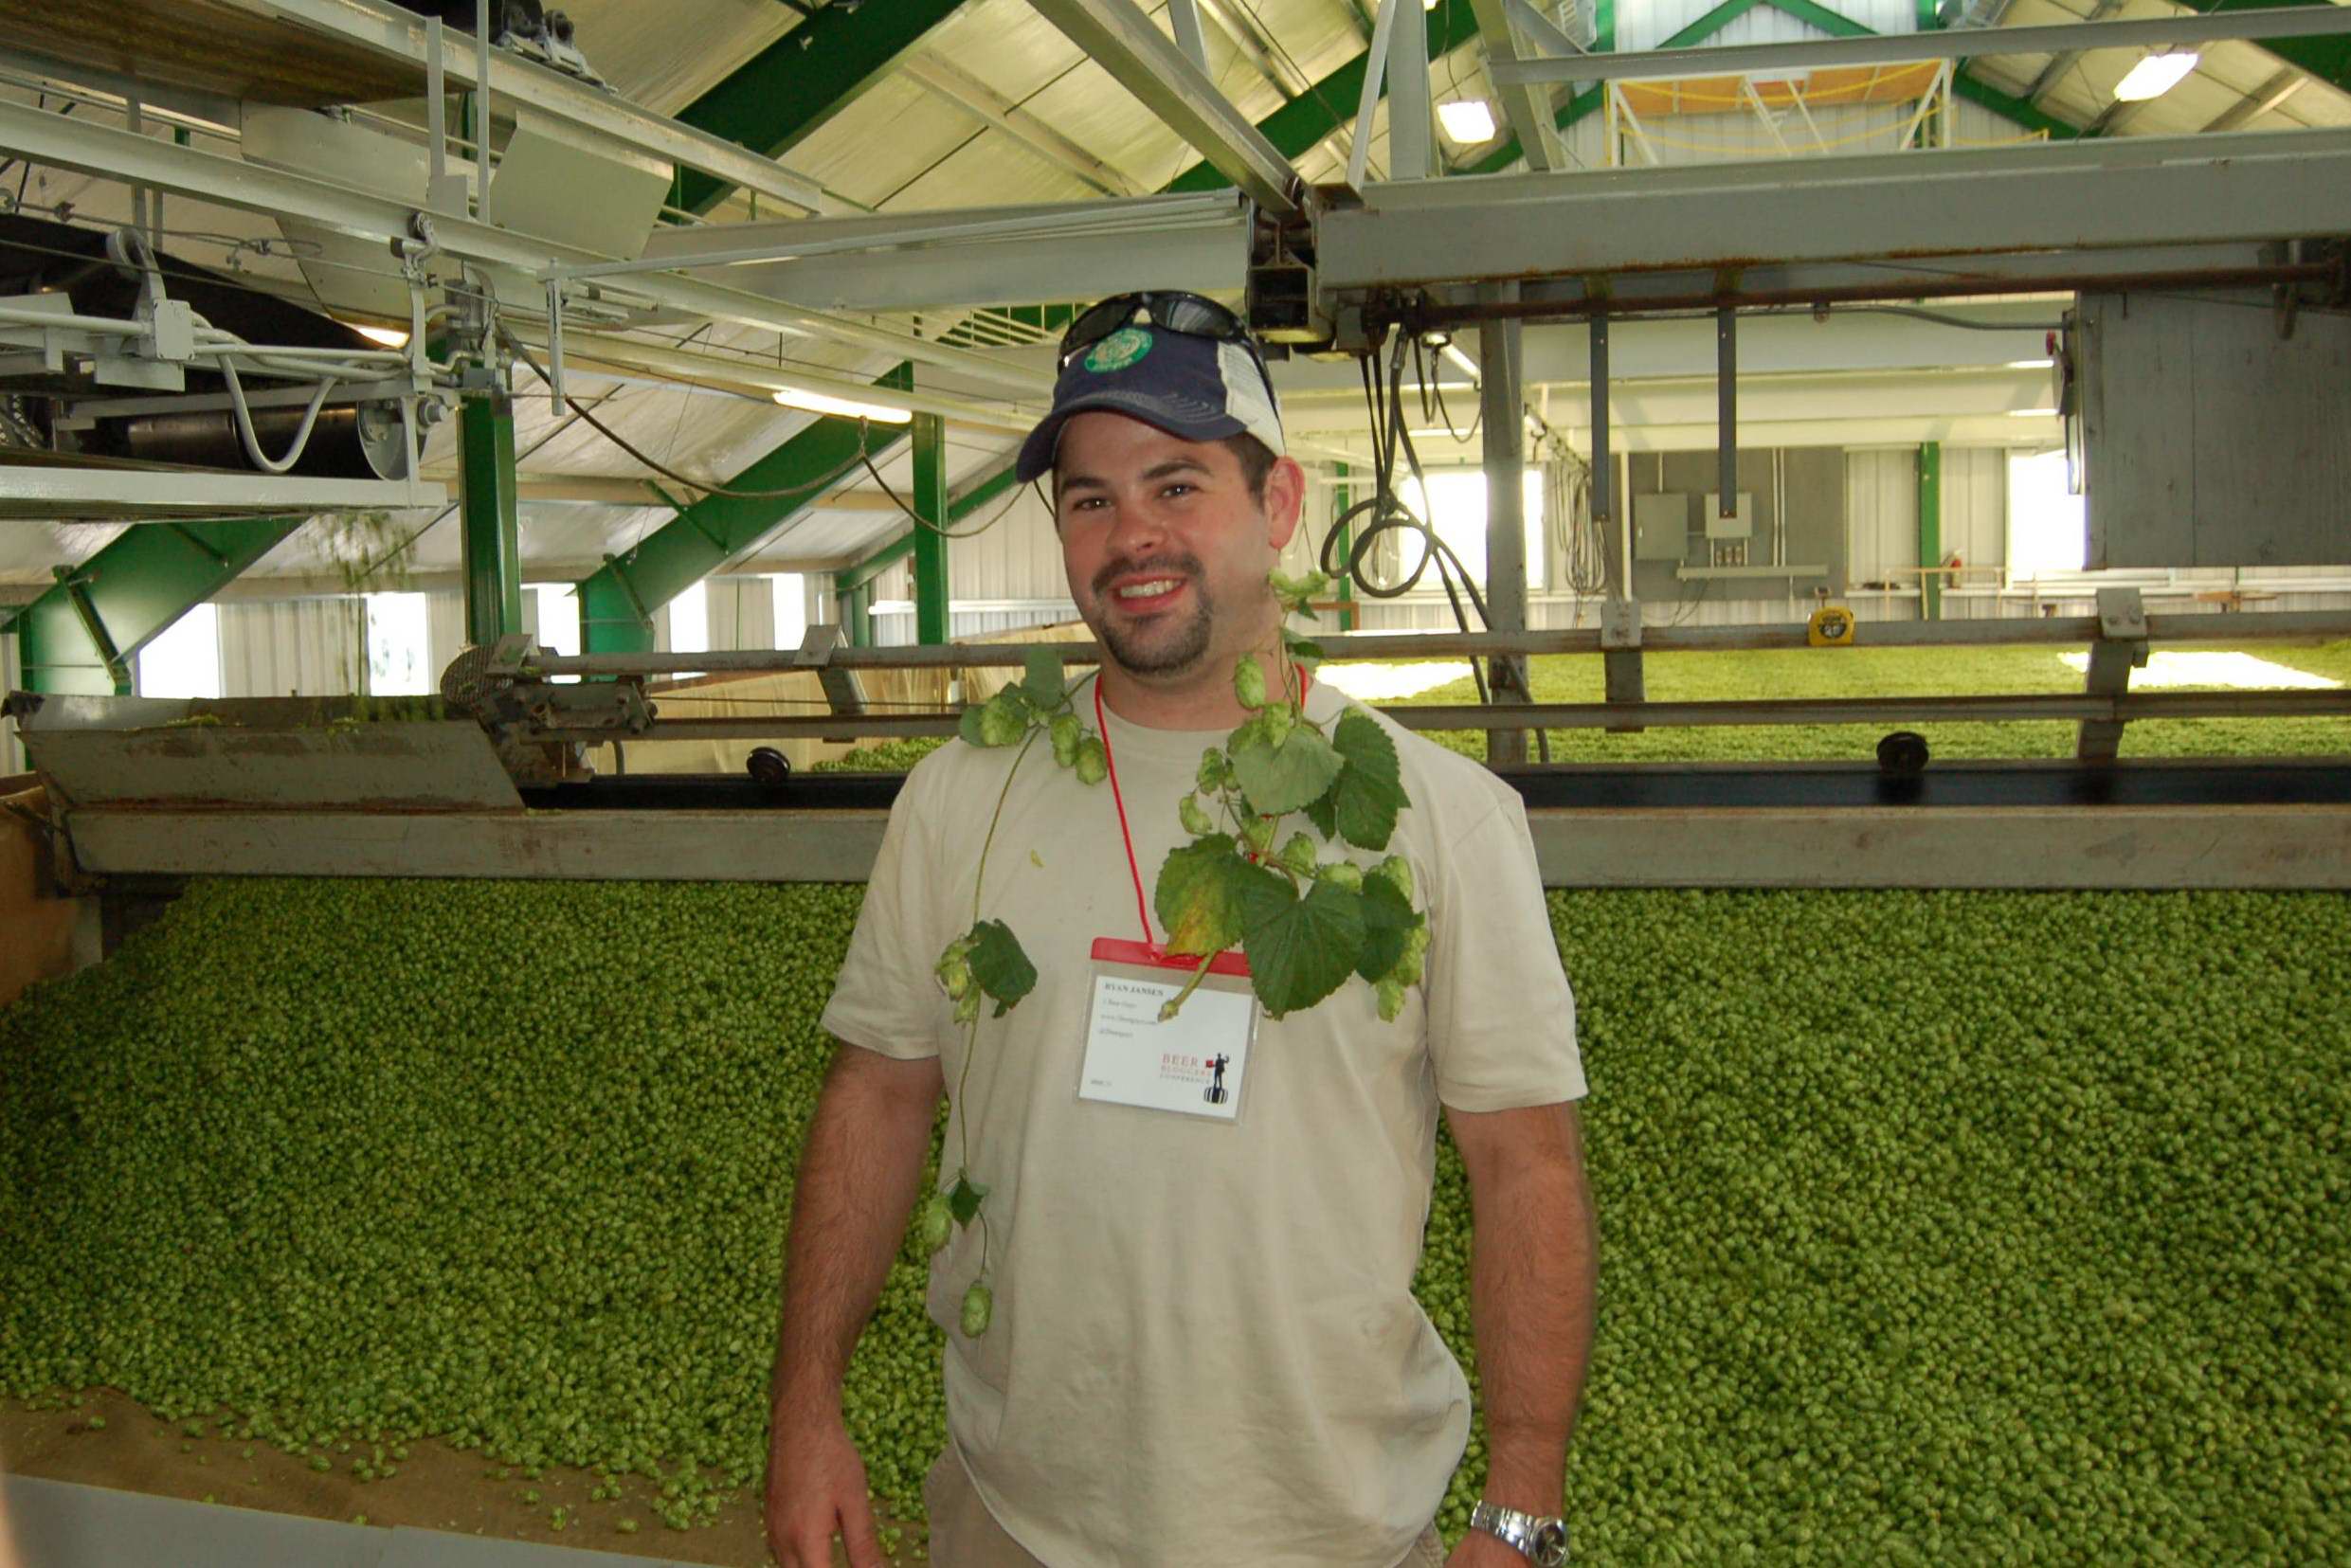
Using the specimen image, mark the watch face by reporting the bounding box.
[1532,1522,1570,1566]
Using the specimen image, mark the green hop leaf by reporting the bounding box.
[1305,711,1409,851]
[1373,855,1415,904]
[1179,795,1216,838]
[1356,876,1419,982]
[1276,833,1319,877]
[960,1280,993,1338]
[1230,723,1345,817]
[1239,874,1367,1018]
[1050,712,1083,769]
[948,1172,989,1227]
[1233,655,1269,711]
[1073,736,1108,786]
[963,918,1037,1017]
[1155,835,1253,956]
[958,705,988,748]
[1022,646,1066,711]
[1317,859,1364,892]
[919,1193,952,1254]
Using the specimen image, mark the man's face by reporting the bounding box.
[1053,413,1303,683]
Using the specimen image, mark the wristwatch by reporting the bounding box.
[1467,1502,1569,1566]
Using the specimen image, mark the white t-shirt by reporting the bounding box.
[821,675,1585,1567]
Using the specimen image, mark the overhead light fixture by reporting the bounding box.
[2005,359,2056,369]
[771,387,915,424]
[2112,50,2199,103]
[1438,341,1481,382]
[2008,407,2060,417]
[348,323,410,349]
[1436,99,1497,144]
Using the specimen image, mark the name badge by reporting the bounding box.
[1077,939,1258,1124]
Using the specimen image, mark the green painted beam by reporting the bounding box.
[8,517,300,694]
[1165,0,1483,190]
[673,0,970,215]
[576,366,914,653]
[912,412,950,645]
[1764,0,1872,39]
[1918,441,1943,622]
[460,391,522,644]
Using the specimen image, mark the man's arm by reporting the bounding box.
[1444,1100,1598,1542]
[764,1040,944,1568]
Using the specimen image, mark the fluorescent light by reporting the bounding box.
[771,387,914,424]
[1439,341,1481,381]
[349,324,409,349]
[1436,99,1497,144]
[2008,407,2060,418]
[2113,50,2199,103]
[2006,359,2055,369]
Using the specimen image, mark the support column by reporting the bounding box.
[1478,281,1528,768]
[1330,460,1357,632]
[1917,440,1944,622]
[460,387,522,645]
[912,411,951,645]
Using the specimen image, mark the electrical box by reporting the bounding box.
[1634,493,1690,561]
[1703,492,1754,540]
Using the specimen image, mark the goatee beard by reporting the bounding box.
[1094,554,1214,676]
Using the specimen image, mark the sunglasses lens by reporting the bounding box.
[1153,296,1239,339]
[1060,296,1145,366]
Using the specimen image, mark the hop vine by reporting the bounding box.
[926,569,1431,1335]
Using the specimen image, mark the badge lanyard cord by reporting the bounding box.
[1090,661,1311,960]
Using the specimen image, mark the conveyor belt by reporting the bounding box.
[519,759,2351,816]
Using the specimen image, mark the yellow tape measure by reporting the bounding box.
[1808,605,1855,646]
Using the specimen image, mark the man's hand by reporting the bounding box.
[765,1412,887,1568]
[1446,1529,1536,1567]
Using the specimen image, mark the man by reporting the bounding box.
[765,294,1596,1568]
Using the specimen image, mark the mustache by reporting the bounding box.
[1092,553,1205,599]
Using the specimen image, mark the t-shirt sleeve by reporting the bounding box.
[1424,790,1586,1111]
[819,766,950,1061]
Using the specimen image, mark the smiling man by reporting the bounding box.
[765,294,1596,1568]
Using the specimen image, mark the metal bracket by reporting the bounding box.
[1600,598,1645,734]
[795,625,869,745]
[2078,586,2148,762]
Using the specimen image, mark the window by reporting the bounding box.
[526,584,582,682]
[771,573,807,650]
[136,602,222,699]
[665,580,710,656]
[364,592,432,695]
[2007,449,2086,579]
[1397,470,1548,591]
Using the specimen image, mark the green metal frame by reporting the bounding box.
[673,0,971,215]
[1917,442,1943,622]
[1330,460,1357,632]
[911,412,951,644]
[576,366,914,654]
[6,517,301,694]
[460,391,522,644]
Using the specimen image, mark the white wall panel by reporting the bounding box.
[1846,449,1919,586]
[219,599,367,698]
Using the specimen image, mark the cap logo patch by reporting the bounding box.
[1083,328,1154,373]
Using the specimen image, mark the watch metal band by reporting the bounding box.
[1467,1501,1570,1566]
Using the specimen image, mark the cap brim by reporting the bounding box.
[1015,392,1250,484]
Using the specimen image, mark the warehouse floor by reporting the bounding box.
[0,1390,917,1567]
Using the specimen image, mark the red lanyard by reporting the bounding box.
[1092,661,1311,951]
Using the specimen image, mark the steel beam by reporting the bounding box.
[575,367,913,654]
[1492,4,2351,85]
[912,412,951,645]
[1469,0,1564,171]
[672,0,968,215]
[901,57,1142,196]
[7,517,300,695]
[2020,0,2129,107]
[1477,282,1528,766]
[1171,0,1482,190]
[459,390,522,644]
[2202,64,2306,132]
[1316,130,2351,289]
[1027,0,1306,213]
[0,99,1046,394]
[59,803,2351,889]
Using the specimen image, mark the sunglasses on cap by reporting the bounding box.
[1058,291,1277,404]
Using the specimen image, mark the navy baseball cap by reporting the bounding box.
[1015,321,1286,484]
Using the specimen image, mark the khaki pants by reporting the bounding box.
[922,1449,1448,1567]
